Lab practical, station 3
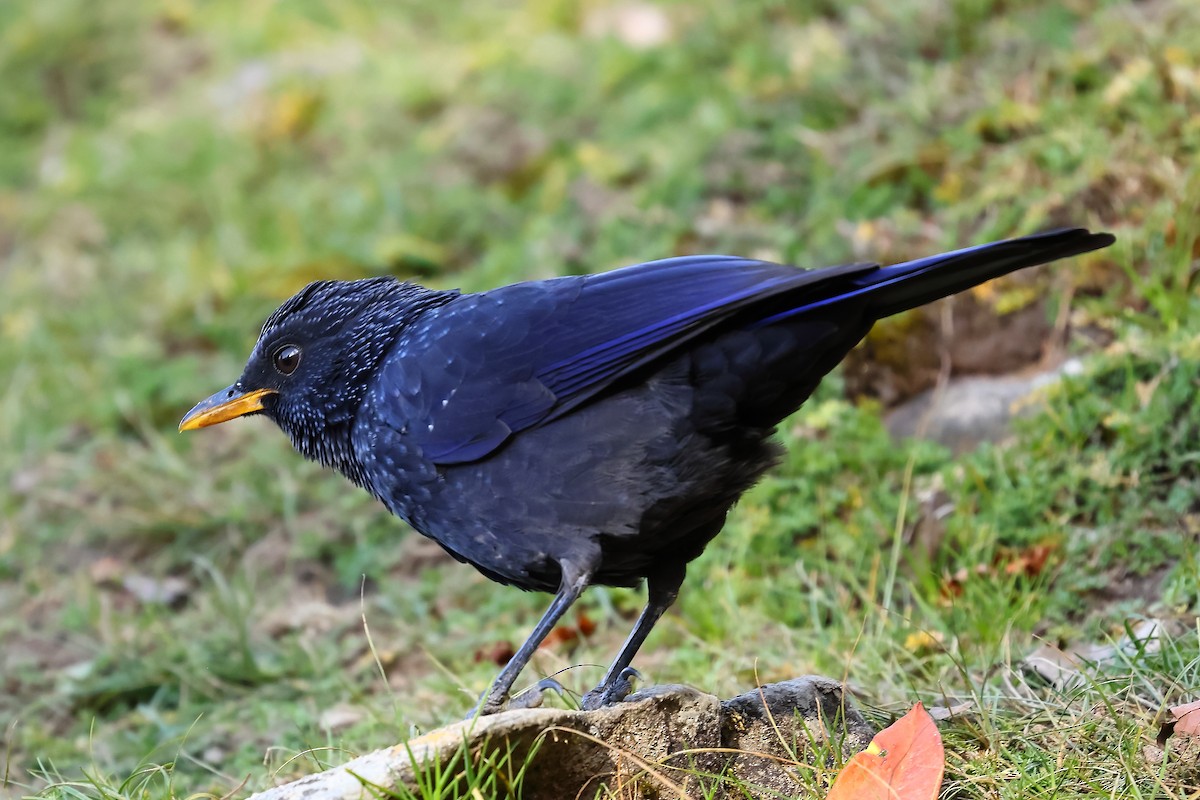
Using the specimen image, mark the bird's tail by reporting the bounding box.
[852,227,1116,319]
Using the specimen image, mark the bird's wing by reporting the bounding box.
[371,255,877,464]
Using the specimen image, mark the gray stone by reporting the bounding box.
[885,359,1082,452]
[247,677,874,800]
[721,677,876,796]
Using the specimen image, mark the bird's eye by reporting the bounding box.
[273,344,302,375]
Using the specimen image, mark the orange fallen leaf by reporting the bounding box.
[539,611,596,650]
[826,702,944,800]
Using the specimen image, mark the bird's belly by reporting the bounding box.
[406,376,781,592]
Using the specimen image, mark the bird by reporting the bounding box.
[180,227,1114,715]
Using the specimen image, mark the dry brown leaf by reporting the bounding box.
[319,703,366,733]
[1024,621,1169,690]
[121,573,190,606]
[927,701,976,722]
[941,542,1056,599]
[474,641,515,666]
[1166,699,1200,741]
[539,611,597,650]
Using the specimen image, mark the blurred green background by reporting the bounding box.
[2,0,1199,797]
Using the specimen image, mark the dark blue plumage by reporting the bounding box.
[180,227,1114,714]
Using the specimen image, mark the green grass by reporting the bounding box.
[2,0,1199,797]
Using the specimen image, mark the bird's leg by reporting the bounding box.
[468,559,593,718]
[581,564,685,711]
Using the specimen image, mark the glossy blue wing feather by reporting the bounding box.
[382,255,878,464]
[528,257,863,398]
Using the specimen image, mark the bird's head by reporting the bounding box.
[179,276,456,477]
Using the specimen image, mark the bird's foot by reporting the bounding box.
[580,667,642,711]
[510,677,565,710]
[465,678,565,719]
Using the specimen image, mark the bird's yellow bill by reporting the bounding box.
[178,386,277,432]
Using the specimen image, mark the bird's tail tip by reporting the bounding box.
[860,226,1117,319]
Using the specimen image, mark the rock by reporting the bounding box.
[516,685,725,797]
[885,359,1083,452]
[721,677,875,795]
[247,677,874,800]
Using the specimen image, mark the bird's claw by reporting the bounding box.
[580,667,642,711]
[510,677,565,710]
[465,677,565,719]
